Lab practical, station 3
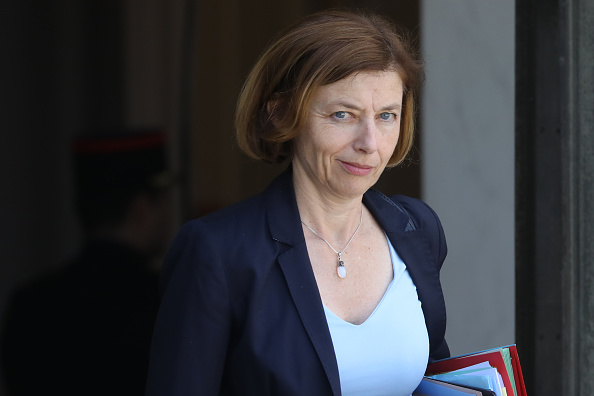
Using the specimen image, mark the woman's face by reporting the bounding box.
[292,71,403,201]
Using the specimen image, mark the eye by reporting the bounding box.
[379,112,396,121]
[334,111,348,119]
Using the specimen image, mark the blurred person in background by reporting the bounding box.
[1,131,172,396]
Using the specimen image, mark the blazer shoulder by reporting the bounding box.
[162,191,277,288]
[378,192,447,268]
[199,193,266,227]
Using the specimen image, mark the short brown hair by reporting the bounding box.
[235,9,424,167]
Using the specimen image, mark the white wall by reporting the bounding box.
[421,0,515,356]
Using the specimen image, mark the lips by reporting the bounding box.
[339,160,375,176]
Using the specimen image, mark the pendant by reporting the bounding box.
[337,260,347,279]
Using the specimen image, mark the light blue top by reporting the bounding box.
[323,236,429,396]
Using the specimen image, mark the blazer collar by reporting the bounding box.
[363,189,418,233]
[264,167,304,245]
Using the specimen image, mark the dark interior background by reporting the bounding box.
[0,1,420,394]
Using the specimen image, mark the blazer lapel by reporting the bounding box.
[264,169,342,396]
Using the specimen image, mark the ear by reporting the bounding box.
[265,96,284,129]
[266,93,287,129]
[266,99,277,114]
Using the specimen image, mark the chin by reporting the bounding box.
[334,179,376,199]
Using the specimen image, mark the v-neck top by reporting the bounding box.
[323,236,429,396]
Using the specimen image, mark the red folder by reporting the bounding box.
[425,345,527,396]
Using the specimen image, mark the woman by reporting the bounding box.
[146,10,449,396]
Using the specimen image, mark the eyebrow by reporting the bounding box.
[327,100,402,112]
[378,103,402,111]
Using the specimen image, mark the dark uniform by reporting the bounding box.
[1,131,170,396]
[1,239,159,395]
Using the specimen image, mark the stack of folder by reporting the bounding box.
[413,345,527,396]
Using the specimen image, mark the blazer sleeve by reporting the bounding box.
[146,220,231,396]
[420,200,450,360]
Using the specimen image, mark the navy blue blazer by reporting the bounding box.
[146,169,449,396]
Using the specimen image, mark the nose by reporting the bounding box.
[354,118,378,154]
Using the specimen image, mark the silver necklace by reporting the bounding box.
[301,208,363,279]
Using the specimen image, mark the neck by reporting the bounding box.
[293,173,364,246]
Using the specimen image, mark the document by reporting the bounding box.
[427,365,505,396]
[414,377,496,396]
